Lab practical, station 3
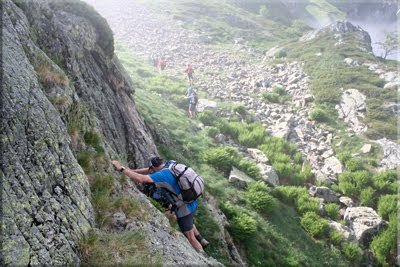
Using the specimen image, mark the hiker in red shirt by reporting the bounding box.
[184,64,194,84]
[158,57,166,72]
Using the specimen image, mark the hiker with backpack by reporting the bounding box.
[184,64,194,84]
[187,91,198,119]
[111,157,209,253]
[158,57,166,72]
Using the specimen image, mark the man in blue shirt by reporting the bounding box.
[111,157,209,252]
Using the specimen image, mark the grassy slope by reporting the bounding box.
[285,32,398,141]
[116,42,349,266]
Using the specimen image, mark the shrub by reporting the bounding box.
[300,212,328,238]
[373,170,397,194]
[296,195,320,215]
[238,127,265,147]
[229,213,257,240]
[338,171,370,196]
[198,110,220,126]
[112,196,140,218]
[293,164,312,185]
[233,104,247,115]
[345,158,364,172]
[309,108,328,122]
[275,50,287,58]
[220,201,239,219]
[206,127,219,138]
[371,215,397,266]
[202,146,238,174]
[325,203,340,220]
[273,186,308,205]
[359,187,375,207]
[245,181,277,213]
[336,151,352,164]
[342,242,362,264]
[77,151,93,173]
[329,230,344,246]
[262,92,280,103]
[273,162,292,181]
[216,121,240,139]
[238,159,262,180]
[91,175,114,226]
[272,86,286,95]
[377,194,398,220]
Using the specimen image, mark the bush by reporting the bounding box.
[345,158,364,172]
[377,194,398,220]
[292,164,312,185]
[229,213,257,240]
[359,187,375,207]
[338,171,371,196]
[273,162,292,181]
[336,151,352,164]
[325,203,340,220]
[373,170,397,194]
[371,215,397,266]
[238,159,262,180]
[198,110,220,126]
[296,195,320,215]
[202,146,238,174]
[300,212,328,238]
[275,50,287,58]
[309,108,328,122]
[272,86,286,95]
[238,126,265,147]
[342,242,362,264]
[216,121,241,139]
[245,181,277,213]
[262,92,280,103]
[233,105,247,115]
[206,127,219,138]
[273,186,308,205]
[220,201,239,219]
[329,230,344,246]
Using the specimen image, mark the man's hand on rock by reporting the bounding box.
[111,160,123,170]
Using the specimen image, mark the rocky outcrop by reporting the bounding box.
[344,207,386,246]
[336,89,367,134]
[247,149,279,186]
[376,138,400,170]
[1,0,158,265]
[328,221,355,242]
[229,167,254,189]
[309,186,340,203]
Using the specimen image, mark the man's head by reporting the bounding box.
[148,156,164,172]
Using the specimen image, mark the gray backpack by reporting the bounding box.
[168,162,204,203]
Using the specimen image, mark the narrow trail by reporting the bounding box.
[86,0,341,182]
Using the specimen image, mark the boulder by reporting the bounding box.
[360,144,372,154]
[376,138,400,169]
[112,212,127,231]
[336,89,367,134]
[383,81,400,89]
[196,99,217,113]
[247,148,269,164]
[344,207,386,246]
[229,167,254,189]
[339,196,354,207]
[258,164,279,186]
[304,94,315,103]
[309,186,340,203]
[328,221,355,242]
[321,156,343,176]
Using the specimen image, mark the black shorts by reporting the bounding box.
[177,212,194,233]
[189,104,196,111]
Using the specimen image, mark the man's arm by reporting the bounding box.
[111,160,153,183]
[132,168,153,175]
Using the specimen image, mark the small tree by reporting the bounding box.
[376,31,399,59]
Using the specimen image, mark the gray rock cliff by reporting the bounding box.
[1,0,158,265]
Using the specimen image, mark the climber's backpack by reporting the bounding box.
[168,162,204,203]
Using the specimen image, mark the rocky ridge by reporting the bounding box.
[2,0,221,265]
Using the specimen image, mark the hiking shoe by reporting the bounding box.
[200,238,209,249]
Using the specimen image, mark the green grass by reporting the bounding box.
[116,43,350,266]
[286,32,398,140]
[79,230,161,266]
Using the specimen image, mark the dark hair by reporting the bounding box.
[148,156,163,168]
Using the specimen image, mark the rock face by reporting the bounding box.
[309,186,340,203]
[229,167,254,189]
[1,0,157,265]
[376,138,400,170]
[344,207,386,246]
[336,89,367,134]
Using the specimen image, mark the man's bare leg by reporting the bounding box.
[184,229,204,252]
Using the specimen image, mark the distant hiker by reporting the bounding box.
[187,90,198,119]
[111,157,209,252]
[184,64,194,84]
[158,57,166,71]
[186,86,194,97]
[150,54,158,67]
